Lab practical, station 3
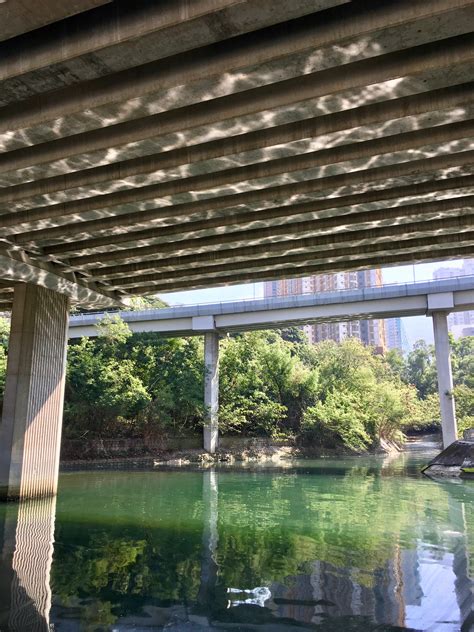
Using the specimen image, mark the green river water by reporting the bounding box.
[0,442,472,631]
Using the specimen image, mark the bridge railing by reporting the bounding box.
[70,273,474,320]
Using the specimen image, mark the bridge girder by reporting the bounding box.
[0,0,473,306]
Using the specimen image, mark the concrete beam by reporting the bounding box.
[68,277,474,338]
[0,0,109,43]
[65,200,474,269]
[2,5,472,135]
[0,284,69,499]
[0,249,124,308]
[7,0,472,83]
[74,151,474,272]
[18,172,474,247]
[34,183,474,257]
[90,232,474,287]
[0,0,243,81]
[126,244,474,295]
[3,117,473,232]
[85,226,474,284]
[6,148,474,240]
[107,237,474,289]
[3,75,473,177]
[432,312,458,448]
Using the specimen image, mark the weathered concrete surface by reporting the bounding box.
[203,333,219,454]
[0,249,123,309]
[0,284,69,499]
[0,0,109,43]
[432,311,458,448]
[0,1,473,305]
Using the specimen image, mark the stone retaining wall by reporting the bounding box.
[60,435,291,460]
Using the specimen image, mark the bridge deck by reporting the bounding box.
[0,0,473,308]
[69,276,474,337]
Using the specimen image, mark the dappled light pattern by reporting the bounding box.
[0,0,473,307]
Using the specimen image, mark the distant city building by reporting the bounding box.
[385,318,410,354]
[449,325,474,340]
[264,270,386,352]
[433,259,474,336]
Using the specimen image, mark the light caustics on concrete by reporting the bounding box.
[0,0,474,307]
[0,0,473,495]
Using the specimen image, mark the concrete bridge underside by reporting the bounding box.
[0,0,473,496]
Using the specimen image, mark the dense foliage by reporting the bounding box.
[386,336,474,435]
[0,315,472,451]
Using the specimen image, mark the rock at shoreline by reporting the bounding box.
[423,438,474,479]
[152,445,298,467]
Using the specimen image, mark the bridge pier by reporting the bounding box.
[203,332,219,454]
[432,311,457,449]
[0,284,69,500]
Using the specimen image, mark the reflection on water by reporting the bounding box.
[0,497,56,631]
[0,449,472,631]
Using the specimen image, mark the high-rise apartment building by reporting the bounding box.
[385,318,410,354]
[433,259,474,337]
[264,270,386,351]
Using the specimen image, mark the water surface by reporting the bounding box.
[0,446,472,631]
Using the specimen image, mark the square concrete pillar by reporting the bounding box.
[203,333,219,453]
[432,311,457,448]
[0,284,69,500]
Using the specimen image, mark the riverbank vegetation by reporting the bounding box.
[0,315,472,452]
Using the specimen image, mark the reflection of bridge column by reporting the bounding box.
[432,310,457,448]
[0,283,69,499]
[446,492,473,629]
[0,496,56,631]
[204,333,219,453]
[197,469,219,607]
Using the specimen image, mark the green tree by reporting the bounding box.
[65,317,151,436]
[404,340,437,399]
[452,336,474,389]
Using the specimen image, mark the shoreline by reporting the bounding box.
[60,436,419,470]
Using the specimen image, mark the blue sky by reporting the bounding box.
[158,260,466,346]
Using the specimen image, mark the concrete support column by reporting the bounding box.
[203,333,219,453]
[0,284,69,500]
[432,311,457,448]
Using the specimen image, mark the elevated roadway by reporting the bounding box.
[69,277,474,337]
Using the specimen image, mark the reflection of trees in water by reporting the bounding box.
[44,466,473,629]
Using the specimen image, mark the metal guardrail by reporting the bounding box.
[170,274,472,308]
[70,274,474,320]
